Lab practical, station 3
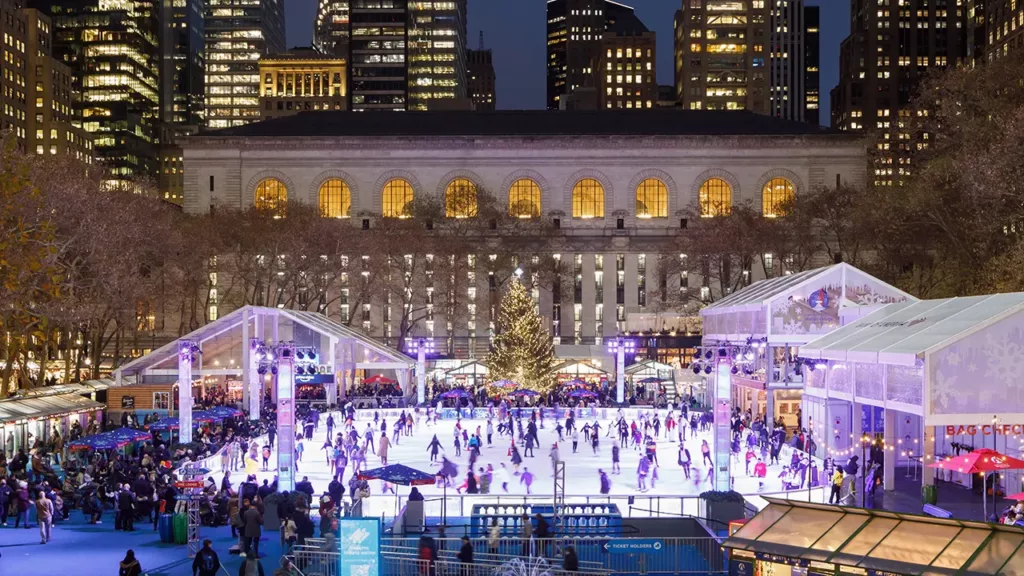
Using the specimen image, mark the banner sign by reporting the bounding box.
[338,518,381,576]
[946,424,1024,437]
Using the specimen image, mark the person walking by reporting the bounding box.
[457,536,474,575]
[238,554,265,576]
[193,539,221,576]
[119,550,142,576]
[0,478,11,526]
[36,490,53,544]
[14,481,30,529]
[243,498,263,557]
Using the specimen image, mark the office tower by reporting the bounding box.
[674,0,769,113]
[259,48,348,119]
[467,36,496,111]
[597,11,656,109]
[204,0,285,128]
[804,5,819,125]
[978,0,1024,59]
[831,0,968,186]
[408,0,468,110]
[46,0,159,187]
[349,0,408,110]
[767,0,815,122]
[161,0,204,126]
[18,5,92,161]
[546,0,637,110]
[315,0,350,57]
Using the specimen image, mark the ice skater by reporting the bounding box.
[520,467,534,494]
[591,431,600,455]
[498,463,511,492]
[701,439,713,466]
[571,428,579,453]
[611,444,621,474]
[599,469,611,494]
[679,445,691,479]
[427,435,443,462]
[637,456,650,492]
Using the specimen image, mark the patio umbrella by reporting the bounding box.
[358,463,437,486]
[513,389,539,397]
[191,410,222,423]
[439,389,471,399]
[363,374,397,386]
[1006,492,1024,501]
[929,448,1024,520]
[68,433,129,452]
[568,389,597,398]
[206,405,244,418]
[148,417,180,431]
[491,379,519,390]
[563,378,589,389]
[108,427,152,442]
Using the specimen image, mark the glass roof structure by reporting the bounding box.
[725,498,1024,575]
[0,393,104,425]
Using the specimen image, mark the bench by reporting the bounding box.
[923,504,953,518]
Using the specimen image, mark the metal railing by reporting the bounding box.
[357,493,708,520]
[296,535,725,575]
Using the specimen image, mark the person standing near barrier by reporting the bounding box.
[36,490,52,544]
[519,513,533,557]
[488,518,501,554]
[563,546,579,572]
[242,498,263,557]
[457,536,474,574]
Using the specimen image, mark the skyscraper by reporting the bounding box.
[597,11,656,110]
[546,0,636,110]
[804,6,819,125]
[831,0,968,186]
[315,0,350,57]
[161,0,204,126]
[673,0,769,113]
[976,0,1024,60]
[45,0,159,187]
[204,0,285,128]
[408,0,467,110]
[349,0,408,110]
[259,48,347,119]
[768,0,817,122]
[467,36,496,111]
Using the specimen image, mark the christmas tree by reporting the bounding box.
[488,278,556,393]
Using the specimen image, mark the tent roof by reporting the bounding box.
[703,263,913,314]
[115,306,411,379]
[800,292,1024,366]
[725,497,1024,575]
[14,379,117,400]
[625,359,675,375]
[444,361,489,376]
[554,360,609,375]
[0,393,104,425]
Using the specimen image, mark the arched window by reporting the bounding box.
[445,178,478,218]
[509,178,541,218]
[572,178,605,219]
[382,178,414,218]
[635,178,668,218]
[319,179,351,218]
[699,177,732,217]
[254,178,288,217]
[762,177,795,218]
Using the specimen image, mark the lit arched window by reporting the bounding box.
[761,177,795,218]
[445,178,478,218]
[382,178,414,218]
[699,177,732,217]
[255,178,288,217]
[635,178,668,218]
[319,179,351,218]
[509,178,541,218]
[572,178,605,219]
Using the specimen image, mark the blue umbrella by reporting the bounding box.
[513,389,539,397]
[568,389,597,398]
[108,427,152,442]
[491,379,519,390]
[357,464,437,486]
[68,433,129,452]
[206,406,243,418]
[439,389,471,399]
[148,417,180,431]
[191,410,222,423]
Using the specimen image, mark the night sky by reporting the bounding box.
[286,0,848,124]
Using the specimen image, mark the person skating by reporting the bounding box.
[523,432,535,458]
[701,439,713,467]
[520,467,534,494]
[427,435,443,462]
[486,419,494,446]
[679,445,692,479]
[611,444,621,474]
[379,432,390,465]
[637,456,650,492]
[571,428,579,453]
[193,539,221,576]
[598,469,611,495]
[497,463,511,493]
[549,443,560,469]
[591,431,600,455]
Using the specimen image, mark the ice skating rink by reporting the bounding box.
[210,410,824,517]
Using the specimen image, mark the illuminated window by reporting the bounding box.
[445,178,478,218]
[699,178,732,217]
[762,178,795,217]
[635,178,668,218]
[509,178,541,218]
[382,178,414,218]
[319,179,351,218]
[254,178,288,217]
[572,178,605,219]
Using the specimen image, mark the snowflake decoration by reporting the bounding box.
[945,351,961,367]
[931,369,959,411]
[968,362,977,373]
[982,332,1024,388]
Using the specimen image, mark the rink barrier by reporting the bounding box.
[294,536,724,574]
[360,493,708,520]
[470,502,624,537]
[349,405,677,422]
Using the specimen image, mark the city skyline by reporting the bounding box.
[288,0,846,122]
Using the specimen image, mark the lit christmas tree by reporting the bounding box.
[488,277,555,393]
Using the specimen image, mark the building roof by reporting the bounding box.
[606,11,649,35]
[195,110,836,139]
[725,497,1024,575]
[0,393,104,425]
[800,292,1024,366]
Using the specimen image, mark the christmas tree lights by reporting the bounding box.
[487,278,555,393]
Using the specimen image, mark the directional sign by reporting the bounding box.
[175,480,205,489]
[602,539,664,554]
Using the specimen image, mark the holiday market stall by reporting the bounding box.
[800,292,1024,509]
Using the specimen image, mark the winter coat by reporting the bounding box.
[379,436,390,459]
[16,487,30,512]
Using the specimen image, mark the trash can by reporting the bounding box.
[173,512,187,544]
[922,484,938,505]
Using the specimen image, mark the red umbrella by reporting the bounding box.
[930,449,1024,520]
[363,374,397,385]
[1006,492,1024,501]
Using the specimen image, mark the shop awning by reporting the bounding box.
[0,393,104,425]
[725,497,1024,575]
[800,293,1024,366]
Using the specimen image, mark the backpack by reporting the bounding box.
[200,550,217,573]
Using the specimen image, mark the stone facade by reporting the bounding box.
[181,128,866,352]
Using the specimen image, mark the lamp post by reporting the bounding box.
[860,433,873,508]
[607,337,635,405]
